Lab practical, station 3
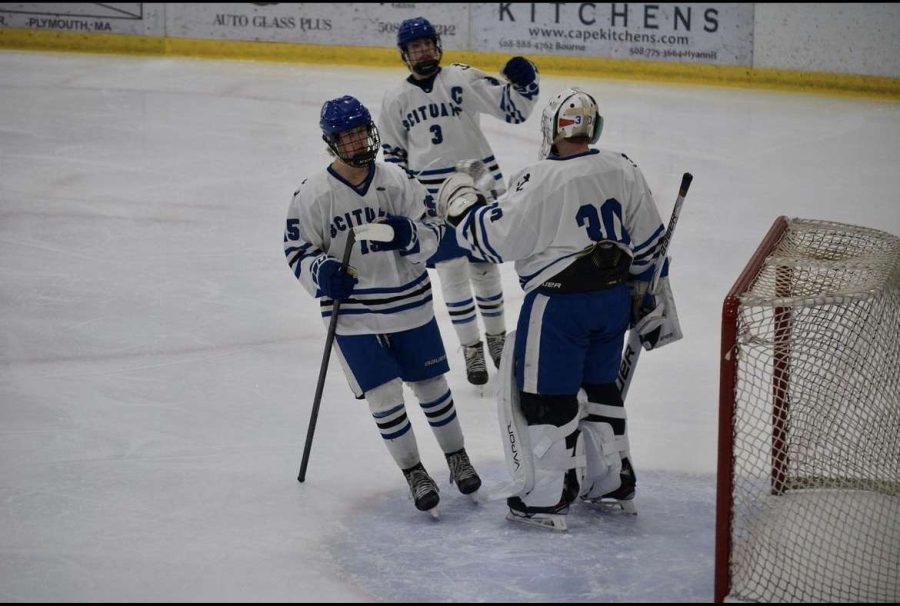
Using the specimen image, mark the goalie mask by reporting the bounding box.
[319,95,380,168]
[538,88,604,160]
[397,17,442,78]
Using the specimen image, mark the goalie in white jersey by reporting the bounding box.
[379,16,540,386]
[436,88,683,530]
[283,95,482,516]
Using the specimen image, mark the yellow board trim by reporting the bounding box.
[2,28,898,100]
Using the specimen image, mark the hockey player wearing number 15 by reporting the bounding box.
[283,95,482,517]
[436,88,683,530]
[379,16,540,386]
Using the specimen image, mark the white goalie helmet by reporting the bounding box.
[539,87,604,159]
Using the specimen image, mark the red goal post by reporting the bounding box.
[716,216,900,603]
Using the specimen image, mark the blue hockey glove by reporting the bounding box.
[501,56,537,87]
[315,257,358,300]
[368,215,417,253]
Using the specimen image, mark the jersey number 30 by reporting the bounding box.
[576,198,627,243]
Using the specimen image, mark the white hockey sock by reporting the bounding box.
[367,379,420,470]
[435,257,480,346]
[410,376,464,454]
[469,261,506,336]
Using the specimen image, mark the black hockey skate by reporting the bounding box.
[582,458,637,515]
[445,448,482,499]
[485,332,506,369]
[402,462,440,517]
[506,496,570,532]
[462,341,488,385]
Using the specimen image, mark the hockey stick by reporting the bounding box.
[297,223,395,482]
[617,172,693,401]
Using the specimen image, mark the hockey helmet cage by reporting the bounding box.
[319,95,380,167]
[539,87,604,160]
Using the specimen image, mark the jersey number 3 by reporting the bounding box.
[429,124,443,144]
[576,198,626,243]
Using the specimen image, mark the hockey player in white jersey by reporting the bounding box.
[435,88,682,530]
[283,95,482,516]
[379,16,540,386]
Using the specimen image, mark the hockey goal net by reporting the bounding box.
[716,216,900,603]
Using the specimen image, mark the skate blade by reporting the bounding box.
[466,489,481,505]
[426,506,440,519]
[505,511,568,531]
[583,498,638,515]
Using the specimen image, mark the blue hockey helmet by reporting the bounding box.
[319,95,380,167]
[397,17,439,50]
[396,17,442,77]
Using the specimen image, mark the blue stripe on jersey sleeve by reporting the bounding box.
[458,209,490,262]
[474,208,503,263]
[633,225,664,252]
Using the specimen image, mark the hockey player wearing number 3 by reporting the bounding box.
[379,16,540,386]
[283,95,482,516]
[435,88,683,530]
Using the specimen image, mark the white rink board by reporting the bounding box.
[0,2,163,35]
[470,2,754,65]
[164,3,470,49]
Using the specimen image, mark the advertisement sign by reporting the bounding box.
[471,3,754,66]
[165,3,469,50]
[0,3,756,71]
[0,3,163,35]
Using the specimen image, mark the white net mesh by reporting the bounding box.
[727,218,900,603]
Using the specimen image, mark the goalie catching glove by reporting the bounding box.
[435,172,487,227]
[630,257,682,351]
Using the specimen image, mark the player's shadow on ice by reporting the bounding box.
[331,465,715,602]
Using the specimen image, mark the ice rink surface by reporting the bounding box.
[1,50,898,601]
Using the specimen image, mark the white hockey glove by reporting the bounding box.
[436,172,487,227]
[630,261,682,351]
[455,159,496,198]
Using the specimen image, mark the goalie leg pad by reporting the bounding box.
[515,392,582,509]
[578,420,623,499]
[519,420,582,509]
[497,333,585,501]
[579,383,632,500]
[497,330,533,496]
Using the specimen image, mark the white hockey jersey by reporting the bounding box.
[283,162,442,335]
[379,63,539,198]
[455,149,666,292]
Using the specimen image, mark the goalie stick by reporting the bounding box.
[617,172,693,401]
[297,222,395,482]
